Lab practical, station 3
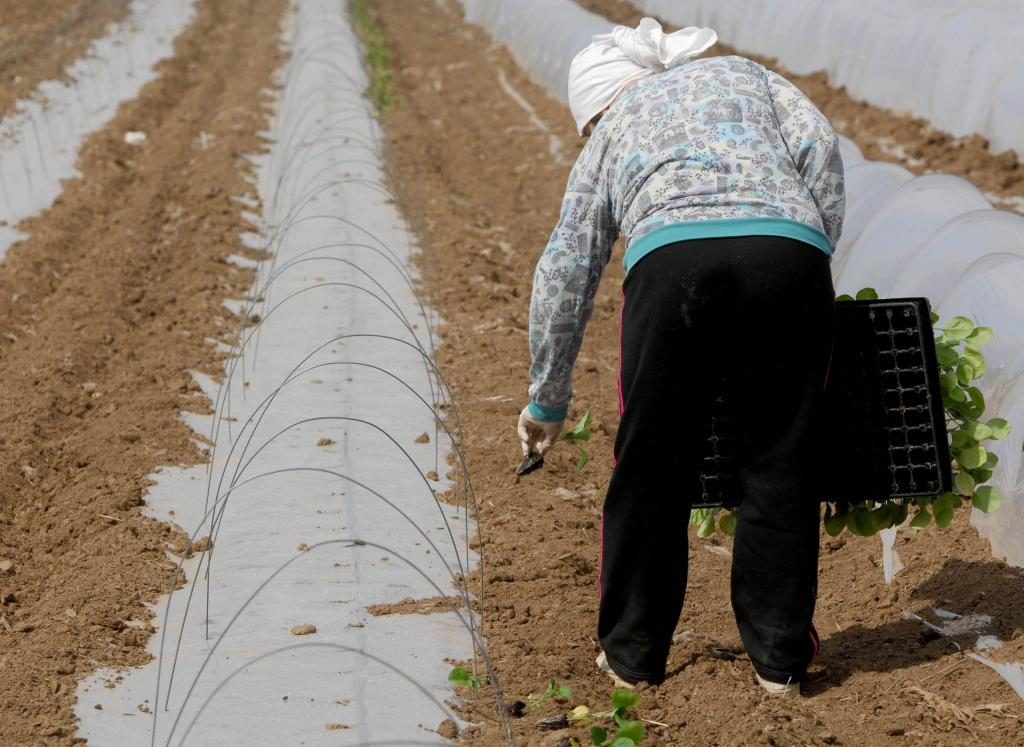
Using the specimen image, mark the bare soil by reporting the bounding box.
[0,0,288,742]
[370,1,1024,745]
[0,0,133,122]
[576,0,1024,211]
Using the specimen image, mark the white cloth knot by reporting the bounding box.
[568,17,717,134]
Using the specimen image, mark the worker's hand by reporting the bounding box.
[517,405,564,456]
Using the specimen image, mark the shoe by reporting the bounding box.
[755,671,800,697]
[596,651,635,690]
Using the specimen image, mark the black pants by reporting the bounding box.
[598,235,834,685]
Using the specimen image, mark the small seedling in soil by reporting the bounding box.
[562,410,593,470]
[527,678,573,709]
[570,691,647,746]
[448,666,482,691]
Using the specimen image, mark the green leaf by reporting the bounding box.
[962,345,985,368]
[936,344,960,368]
[448,667,470,686]
[856,287,879,301]
[870,504,895,531]
[951,430,974,450]
[555,684,573,699]
[611,691,640,711]
[953,470,976,496]
[819,504,843,532]
[835,293,854,302]
[613,721,645,743]
[932,493,957,528]
[824,512,846,536]
[689,508,713,526]
[970,467,993,484]
[984,451,999,469]
[969,356,987,379]
[909,506,932,529]
[609,739,637,747]
[962,420,993,442]
[930,311,940,325]
[968,326,994,345]
[947,386,968,404]
[590,726,609,746]
[892,501,909,526]
[934,504,955,528]
[718,510,737,536]
[973,485,1003,513]
[576,449,590,471]
[957,363,975,386]
[987,418,1011,439]
[957,444,987,470]
[848,506,875,536]
[966,387,986,417]
[943,316,976,341]
[562,410,593,442]
[697,514,716,539]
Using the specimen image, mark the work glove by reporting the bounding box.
[517,405,564,456]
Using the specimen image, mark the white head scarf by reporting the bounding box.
[568,17,718,134]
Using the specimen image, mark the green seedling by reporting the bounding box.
[562,410,593,470]
[448,666,482,691]
[570,691,647,746]
[351,0,395,114]
[692,290,1010,538]
[688,507,737,538]
[527,678,573,709]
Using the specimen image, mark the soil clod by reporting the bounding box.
[436,718,459,739]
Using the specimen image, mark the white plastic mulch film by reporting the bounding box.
[73,0,511,744]
[0,0,197,257]
[461,0,608,104]
[633,0,1024,157]
[461,0,1024,567]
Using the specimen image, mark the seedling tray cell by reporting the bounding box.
[693,298,953,509]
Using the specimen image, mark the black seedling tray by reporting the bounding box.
[694,298,953,509]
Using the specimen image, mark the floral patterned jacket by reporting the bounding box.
[527,55,845,420]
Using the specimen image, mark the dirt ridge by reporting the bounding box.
[0,0,288,741]
[0,1,133,124]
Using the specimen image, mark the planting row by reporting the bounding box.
[75,0,483,743]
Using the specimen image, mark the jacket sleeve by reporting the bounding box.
[766,70,846,253]
[527,144,618,421]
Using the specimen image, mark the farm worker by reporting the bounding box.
[517,17,844,696]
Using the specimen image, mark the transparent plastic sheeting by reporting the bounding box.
[461,0,608,104]
[632,0,1024,157]
[462,0,1024,566]
[75,0,477,744]
[839,141,1024,567]
[0,0,197,257]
